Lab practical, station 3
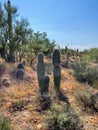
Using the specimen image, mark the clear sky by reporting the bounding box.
[1,0,98,50]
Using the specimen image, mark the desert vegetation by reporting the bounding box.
[0,0,98,130]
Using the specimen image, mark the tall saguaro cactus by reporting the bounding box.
[52,47,61,92]
[37,53,45,93]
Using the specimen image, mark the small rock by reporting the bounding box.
[2,77,11,87]
[37,124,43,129]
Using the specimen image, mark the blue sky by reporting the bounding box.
[1,0,98,50]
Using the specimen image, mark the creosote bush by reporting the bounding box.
[46,102,84,130]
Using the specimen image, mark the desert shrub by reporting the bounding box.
[82,48,98,63]
[45,62,53,74]
[74,86,98,112]
[91,92,98,112]
[74,62,98,86]
[88,48,98,63]
[0,117,12,130]
[74,86,93,109]
[46,102,83,130]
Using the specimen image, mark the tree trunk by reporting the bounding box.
[8,49,15,62]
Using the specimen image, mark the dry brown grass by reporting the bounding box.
[0,59,98,130]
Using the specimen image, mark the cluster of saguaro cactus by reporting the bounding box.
[37,53,50,95]
[52,47,61,92]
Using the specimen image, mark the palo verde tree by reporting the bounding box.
[0,0,55,63]
[0,0,32,62]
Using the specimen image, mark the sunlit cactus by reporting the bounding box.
[52,46,61,92]
[37,53,45,93]
[52,47,61,67]
[43,75,50,94]
[53,66,61,91]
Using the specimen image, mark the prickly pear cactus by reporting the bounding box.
[53,66,61,91]
[52,48,61,67]
[37,53,45,92]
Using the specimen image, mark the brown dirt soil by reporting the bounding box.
[0,61,98,130]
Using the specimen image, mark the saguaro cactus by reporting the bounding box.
[43,75,50,94]
[16,69,24,80]
[66,51,70,68]
[37,53,45,93]
[52,47,61,92]
[65,46,68,53]
[52,48,61,67]
[53,66,61,91]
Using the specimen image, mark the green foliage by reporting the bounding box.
[0,1,54,62]
[74,86,98,111]
[46,102,83,130]
[0,117,12,130]
[74,62,98,86]
[45,62,53,74]
[88,48,98,63]
[91,92,98,111]
[74,86,93,108]
[82,48,98,63]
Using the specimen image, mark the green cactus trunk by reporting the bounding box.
[53,66,61,91]
[43,75,50,95]
[52,47,61,92]
[37,53,45,93]
[52,48,61,67]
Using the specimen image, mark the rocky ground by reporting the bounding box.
[0,59,98,130]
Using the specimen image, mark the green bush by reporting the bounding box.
[0,117,12,130]
[46,102,83,130]
[45,62,53,74]
[74,86,93,108]
[82,48,98,63]
[74,62,98,86]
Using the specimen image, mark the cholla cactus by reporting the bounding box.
[52,47,61,92]
[37,53,45,93]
